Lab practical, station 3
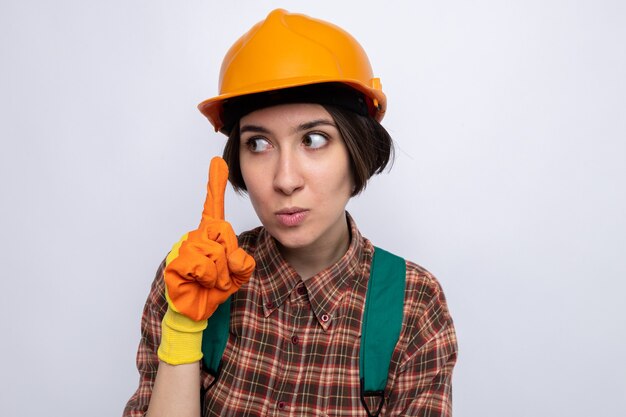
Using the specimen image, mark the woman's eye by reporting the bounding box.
[302,133,328,149]
[245,137,271,153]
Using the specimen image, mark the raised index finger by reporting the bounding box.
[201,157,229,221]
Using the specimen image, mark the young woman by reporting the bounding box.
[125,9,457,417]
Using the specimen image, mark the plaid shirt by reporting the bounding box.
[124,215,457,416]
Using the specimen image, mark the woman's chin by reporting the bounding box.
[272,230,315,252]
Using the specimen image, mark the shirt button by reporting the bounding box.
[297,285,306,295]
[277,401,286,409]
[265,301,274,309]
[321,314,330,323]
[291,335,299,345]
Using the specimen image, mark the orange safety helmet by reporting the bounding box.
[198,8,386,133]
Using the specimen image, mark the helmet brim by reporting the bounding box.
[198,77,386,134]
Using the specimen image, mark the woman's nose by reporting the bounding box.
[272,150,304,195]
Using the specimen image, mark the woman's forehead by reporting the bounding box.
[239,103,333,129]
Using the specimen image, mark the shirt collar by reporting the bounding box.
[255,212,368,330]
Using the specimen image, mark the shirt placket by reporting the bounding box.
[269,283,311,415]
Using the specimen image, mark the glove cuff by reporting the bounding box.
[157,306,208,365]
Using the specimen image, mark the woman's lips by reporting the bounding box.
[275,208,309,227]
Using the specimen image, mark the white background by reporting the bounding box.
[1,1,625,416]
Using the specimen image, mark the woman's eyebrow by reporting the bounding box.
[241,119,336,135]
[240,124,271,135]
[296,119,337,131]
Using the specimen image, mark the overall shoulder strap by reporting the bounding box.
[359,246,407,417]
[201,296,231,378]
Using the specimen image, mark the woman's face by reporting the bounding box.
[239,103,354,252]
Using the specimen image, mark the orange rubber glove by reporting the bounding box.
[157,157,256,365]
[164,157,256,322]
[158,157,255,365]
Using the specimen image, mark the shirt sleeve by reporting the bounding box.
[385,263,458,417]
[123,259,168,417]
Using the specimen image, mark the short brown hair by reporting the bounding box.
[222,105,394,197]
